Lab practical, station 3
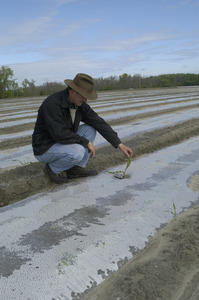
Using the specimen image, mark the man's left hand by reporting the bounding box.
[87,141,96,158]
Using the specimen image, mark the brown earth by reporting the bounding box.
[83,203,199,300]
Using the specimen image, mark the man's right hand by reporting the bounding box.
[87,141,95,158]
[118,143,133,158]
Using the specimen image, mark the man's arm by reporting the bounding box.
[81,104,121,148]
[82,104,133,158]
[87,141,133,159]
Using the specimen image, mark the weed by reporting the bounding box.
[108,158,132,179]
[57,248,84,275]
[95,240,106,247]
[165,202,177,217]
[13,159,33,166]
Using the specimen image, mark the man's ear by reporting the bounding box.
[68,88,74,97]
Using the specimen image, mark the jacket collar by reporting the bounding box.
[61,88,78,109]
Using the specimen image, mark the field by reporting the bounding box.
[1,86,199,300]
[1,86,199,207]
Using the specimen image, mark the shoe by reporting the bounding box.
[67,166,98,178]
[44,164,68,184]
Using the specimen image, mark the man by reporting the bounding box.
[32,73,133,183]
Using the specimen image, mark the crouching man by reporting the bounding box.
[32,73,133,183]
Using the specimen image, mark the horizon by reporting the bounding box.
[13,71,199,88]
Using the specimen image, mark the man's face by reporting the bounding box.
[69,89,87,106]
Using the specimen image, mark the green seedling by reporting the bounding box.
[165,202,177,217]
[57,248,84,275]
[13,159,33,166]
[108,158,132,179]
[95,240,106,247]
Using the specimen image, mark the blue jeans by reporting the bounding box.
[35,124,96,174]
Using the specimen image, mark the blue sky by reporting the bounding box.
[1,0,199,85]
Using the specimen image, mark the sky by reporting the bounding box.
[0,0,199,86]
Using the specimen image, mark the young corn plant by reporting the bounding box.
[165,202,177,217]
[13,159,33,166]
[108,158,132,179]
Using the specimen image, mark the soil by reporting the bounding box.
[1,87,199,300]
[1,117,199,207]
[83,204,199,300]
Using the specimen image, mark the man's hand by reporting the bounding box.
[87,141,96,158]
[118,143,133,158]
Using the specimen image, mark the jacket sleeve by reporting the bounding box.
[42,100,89,147]
[81,104,121,148]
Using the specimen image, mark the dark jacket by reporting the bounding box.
[32,89,121,155]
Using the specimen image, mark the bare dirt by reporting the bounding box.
[1,117,199,208]
[83,204,199,300]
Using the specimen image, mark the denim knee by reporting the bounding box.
[70,145,85,163]
[77,124,96,143]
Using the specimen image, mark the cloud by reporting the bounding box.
[45,0,79,5]
[8,47,149,86]
[164,0,199,9]
[180,0,199,6]
[6,25,198,85]
[0,16,54,48]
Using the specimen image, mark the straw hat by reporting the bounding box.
[64,73,98,100]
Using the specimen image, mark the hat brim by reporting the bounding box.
[64,79,98,100]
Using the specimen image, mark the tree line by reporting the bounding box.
[0,65,199,99]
